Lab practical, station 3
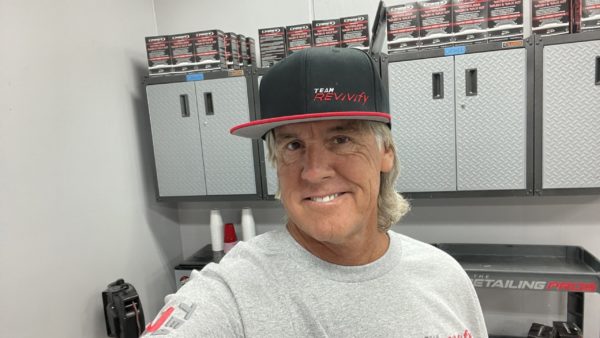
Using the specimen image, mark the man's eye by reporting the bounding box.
[333,136,351,144]
[286,141,301,151]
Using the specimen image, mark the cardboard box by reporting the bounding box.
[488,0,524,41]
[453,0,489,43]
[259,27,287,68]
[145,35,171,75]
[387,3,421,52]
[532,0,571,36]
[246,37,257,66]
[341,15,370,50]
[225,32,240,69]
[286,23,313,55]
[419,0,454,48]
[169,33,195,73]
[312,19,342,47]
[581,0,600,30]
[191,30,227,72]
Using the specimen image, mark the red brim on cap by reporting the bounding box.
[230,111,391,139]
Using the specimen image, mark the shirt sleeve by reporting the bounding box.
[142,266,244,337]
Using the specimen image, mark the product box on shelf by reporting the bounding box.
[341,15,370,50]
[286,23,313,55]
[312,19,342,47]
[191,30,227,72]
[246,37,257,66]
[387,3,421,53]
[169,33,195,73]
[488,0,524,41]
[419,0,454,48]
[453,0,489,43]
[237,34,248,66]
[532,0,571,36]
[225,32,241,69]
[259,26,287,68]
[581,0,600,30]
[145,35,171,75]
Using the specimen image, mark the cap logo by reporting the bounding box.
[313,87,369,105]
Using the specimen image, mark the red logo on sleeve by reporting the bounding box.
[145,307,175,333]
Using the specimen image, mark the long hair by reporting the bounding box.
[264,120,410,231]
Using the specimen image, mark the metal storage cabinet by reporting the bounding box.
[146,71,261,200]
[195,77,257,195]
[536,32,600,193]
[388,57,457,192]
[455,48,527,191]
[384,41,533,197]
[147,82,207,197]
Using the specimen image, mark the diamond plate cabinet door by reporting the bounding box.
[455,49,527,191]
[389,57,457,193]
[196,77,257,195]
[146,82,207,197]
[542,40,600,189]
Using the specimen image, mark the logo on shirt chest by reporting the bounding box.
[425,329,473,338]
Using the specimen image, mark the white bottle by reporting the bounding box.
[209,209,224,252]
[241,207,256,241]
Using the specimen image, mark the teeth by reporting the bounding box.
[310,193,339,203]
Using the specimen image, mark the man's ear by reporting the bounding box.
[381,145,394,173]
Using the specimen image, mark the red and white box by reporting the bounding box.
[169,33,195,73]
[286,23,313,55]
[581,0,600,30]
[145,35,171,75]
[259,27,286,68]
[532,0,571,36]
[387,3,421,53]
[341,15,370,50]
[191,30,227,72]
[453,0,490,44]
[419,0,454,48]
[312,19,342,47]
[488,0,524,41]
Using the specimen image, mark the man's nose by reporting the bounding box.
[300,143,335,182]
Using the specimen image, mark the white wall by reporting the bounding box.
[156,0,600,337]
[0,1,182,337]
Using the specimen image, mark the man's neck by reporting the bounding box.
[286,223,390,266]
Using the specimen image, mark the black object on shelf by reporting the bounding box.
[102,279,145,338]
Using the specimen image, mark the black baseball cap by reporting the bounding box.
[230,47,390,139]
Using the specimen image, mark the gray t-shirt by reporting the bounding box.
[143,229,488,337]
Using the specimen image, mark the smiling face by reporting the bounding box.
[274,120,394,248]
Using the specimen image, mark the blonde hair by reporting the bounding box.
[264,120,410,231]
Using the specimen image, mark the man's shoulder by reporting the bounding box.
[389,230,464,272]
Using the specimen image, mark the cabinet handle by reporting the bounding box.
[596,56,600,86]
[432,72,444,99]
[179,94,190,117]
[204,92,214,115]
[466,68,478,96]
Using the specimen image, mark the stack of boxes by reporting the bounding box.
[259,14,370,68]
[387,0,598,54]
[145,30,256,76]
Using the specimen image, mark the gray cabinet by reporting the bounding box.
[146,73,260,199]
[535,32,600,193]
[386,44,530,195]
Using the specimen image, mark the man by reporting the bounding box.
[144,47,487,337]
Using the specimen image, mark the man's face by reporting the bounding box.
[274,120,394,246]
